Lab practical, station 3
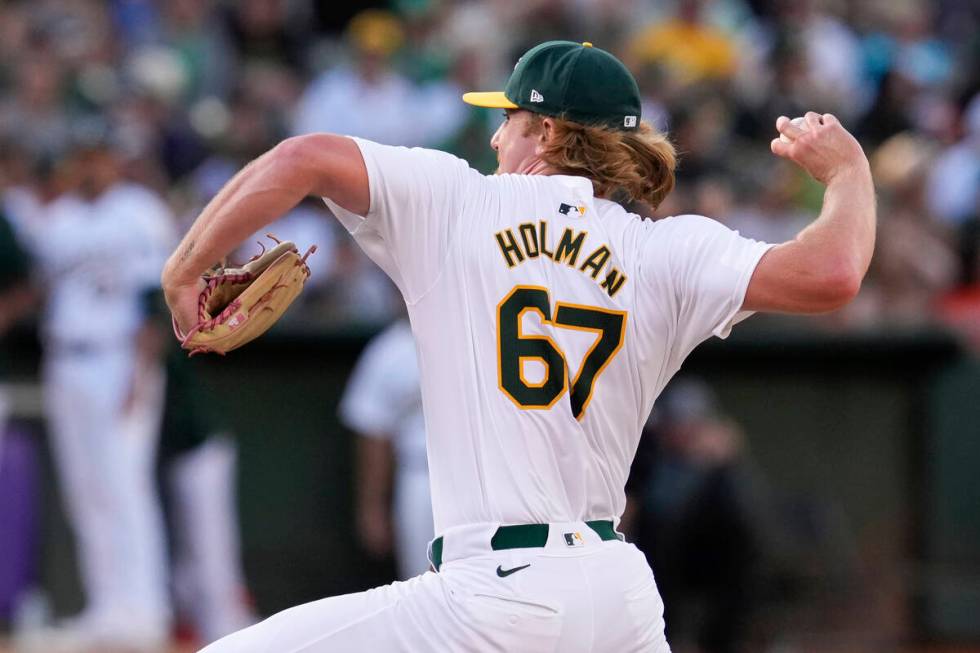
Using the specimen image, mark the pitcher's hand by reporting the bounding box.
[164,276,206,339]
[771,112,869,185]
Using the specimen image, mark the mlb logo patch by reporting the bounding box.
[558,203,586,216]
[564,532,585,547]
[624,115,637,128]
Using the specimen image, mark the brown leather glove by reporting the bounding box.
[173,235,315,356]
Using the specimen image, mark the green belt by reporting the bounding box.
[429,520,623,571]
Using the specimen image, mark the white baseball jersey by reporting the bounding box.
[339,318,427,474]
[28,183,175,347]
[325,139,773,535]
[339,318,434,578]
[23,182,177,638]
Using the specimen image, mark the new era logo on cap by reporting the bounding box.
[530,89,544,103]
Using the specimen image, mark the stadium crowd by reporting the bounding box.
[0,0,977,337]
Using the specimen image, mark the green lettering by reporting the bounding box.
[495,229,525,268]
[600,268,627,297]
[554,228,586,267]
[539,221,554,259]
[518,223,539,258]
[580,245,611,279]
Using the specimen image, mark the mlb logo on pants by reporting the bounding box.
[564,532,585,547]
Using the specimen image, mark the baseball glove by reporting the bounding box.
[173,235,316,356]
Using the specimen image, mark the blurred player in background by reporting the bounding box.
[625,378,763,653]
[12,129,175,651]
[132,286,257,648]
[0,180,37,628]
[0,158,35,343]
[155,338,258,647]
[339,317,433,580]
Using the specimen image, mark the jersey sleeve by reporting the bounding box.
[338,329,403,440]
[642,214,774,359]
[322,137,483,303]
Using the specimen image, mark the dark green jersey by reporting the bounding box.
[0,212,30,291]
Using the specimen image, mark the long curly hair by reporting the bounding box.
[527,115,677,208]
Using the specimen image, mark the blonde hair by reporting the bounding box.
[527,115,676,208]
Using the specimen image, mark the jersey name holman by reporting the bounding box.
[494,218,628,298]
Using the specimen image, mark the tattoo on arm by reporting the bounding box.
[178,239,196,264]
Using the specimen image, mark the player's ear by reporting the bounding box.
[539,117,555,143]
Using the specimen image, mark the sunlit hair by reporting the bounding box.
[525,115,676,208]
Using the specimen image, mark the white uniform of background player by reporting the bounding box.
[19,150,176,648]
[339,318,433,579]
[176,40,875,653]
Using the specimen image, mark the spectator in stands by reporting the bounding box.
[774,0,866,119]
[293,10,418,145]
[926,93,980,228]
[225,0,310,70]
[0,40,71,156]
[628,0,738,89]
[157,0,235,103]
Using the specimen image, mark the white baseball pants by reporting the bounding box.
[200,521,670,652]
[42,349,170,626]
[170,435,256,644]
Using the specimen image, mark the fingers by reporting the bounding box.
[804,111,824,130]
[770,137,791,158]
[776,116,806,142]
[805,111,845,134]
[772,112,818,157]
[776,115,805,140]
[775,112,842,148]
[778,112,840,135]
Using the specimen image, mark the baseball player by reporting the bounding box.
[17,136,176,650]
[163,40,875,652]
[158,344,257,645]
[339,317,433,579]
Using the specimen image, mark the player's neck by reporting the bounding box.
[518,157,557,176]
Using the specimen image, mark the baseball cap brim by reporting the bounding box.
[462,91,518,109]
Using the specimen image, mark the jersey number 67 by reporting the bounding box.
[497,285,627,420]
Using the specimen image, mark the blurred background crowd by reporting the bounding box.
[0,0,977,335]
[0,0,978,652]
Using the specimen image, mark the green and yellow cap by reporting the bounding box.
[463,40,641,131]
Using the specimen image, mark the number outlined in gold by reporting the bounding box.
[497,285,627,420]
[496,285,569,411]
